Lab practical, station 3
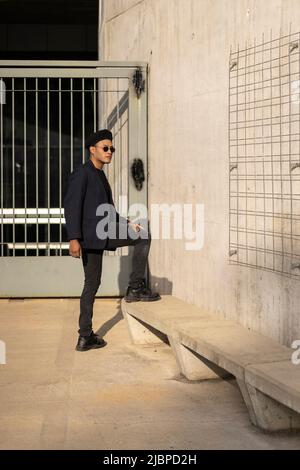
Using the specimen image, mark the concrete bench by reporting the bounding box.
[121,295,300,432]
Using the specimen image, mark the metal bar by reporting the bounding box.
[228,46,232,260]
[229,119,300,132]
[230,102,300,115]
[228,224,300,237]
[59,77,62,255]
[227,261,300,279]
[0,60,148,68]
[230,60,299,83]
[105,84,110,184]
[0,68,145,79]
[0,78,3,257]
[82,78,85,164]
[230,156,300,164]
[254,37,258,268]
[236,44,240,264]
[24,78,27,256]
[298,30,300,268]
[5,242,69,249]
[35,78,39,256]
[12,78,15,256]
[70,78,73,172]
[230,92,294,110]
[299,31,300,170]
[115,79,120,235]
[117,78,122,218]
[93,78,96,131]
[244,41,248,265]
[230,208,300,217]
[232,179,300,185]
[0,208,64,214]
[229,113,300,126]
[288,26,293,274]
[279,32,284,273]
[2,218,64,224]
[230,32,299,55]
[263,32,269,270]
[47,77,50,256]
[4,88,128,93]
[111,89,116,216]
[227,242,295,258]
[230,134,300,144]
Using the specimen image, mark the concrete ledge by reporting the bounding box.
[237,379,300,431]
[122,307,167,345]
[245,361,300,415]
[121,295,300,431]
[168,336,231,381]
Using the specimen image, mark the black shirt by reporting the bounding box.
[96,168,111,202]
[96,167,129,226]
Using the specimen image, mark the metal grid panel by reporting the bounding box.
[229,31,300,278]
[0,75,129,257]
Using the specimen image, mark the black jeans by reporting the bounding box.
[79,222,151,337]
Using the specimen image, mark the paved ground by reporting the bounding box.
[0,298,299,450]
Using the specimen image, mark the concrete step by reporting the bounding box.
[121,295,300,432]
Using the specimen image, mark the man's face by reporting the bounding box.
[90,139,114,165]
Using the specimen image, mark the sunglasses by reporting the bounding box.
[95,145,115,153]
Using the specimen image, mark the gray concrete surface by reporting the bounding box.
[0,298,300,449]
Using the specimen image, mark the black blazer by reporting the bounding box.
[63,158,128,250]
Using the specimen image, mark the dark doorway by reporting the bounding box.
[0,0,99,256]
[0,0,98,60]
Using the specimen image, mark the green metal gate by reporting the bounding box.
[0,61,148,296]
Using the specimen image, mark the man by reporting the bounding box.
[63,129,160,352]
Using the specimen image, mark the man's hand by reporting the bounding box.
[129,223,141,233]
[69,239,82,258]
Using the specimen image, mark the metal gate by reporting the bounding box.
[0,61,148,297]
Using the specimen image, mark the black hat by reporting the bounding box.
[85,129,113,149]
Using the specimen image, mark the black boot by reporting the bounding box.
[124,280,161,303]
[76,331,107,352]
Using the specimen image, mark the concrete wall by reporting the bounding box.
[99,0,300,346]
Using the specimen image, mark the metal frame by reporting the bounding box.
[229,30,300,279]
[0,61,148,296]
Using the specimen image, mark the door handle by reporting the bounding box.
[131,158,145,191]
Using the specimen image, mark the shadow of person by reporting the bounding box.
[147,268,173,295]
[95,297,123,338]
[93,241,132,338]
[93,245,130,339]
[94,245,141,338]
